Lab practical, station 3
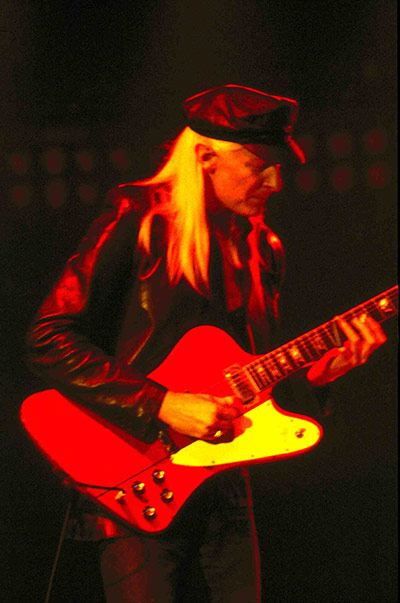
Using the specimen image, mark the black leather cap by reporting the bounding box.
[183,84,305,164]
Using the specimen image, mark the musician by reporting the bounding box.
[26,85,386,602]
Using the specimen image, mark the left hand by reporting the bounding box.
[307,314,387,387]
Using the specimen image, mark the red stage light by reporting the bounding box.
[366,162,390,189]
[8,153,30,175]
[41,148,66,175]
[110,149,131,171]
[327,132,352,158]
[44,180,67,207]
[11,185,31,208]
[76,150,96,172]
[295,169,320,194]
[363,129,387,154]
[77,183,98,204]
[330,165,354,192]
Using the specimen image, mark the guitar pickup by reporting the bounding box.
[223,364,257,404]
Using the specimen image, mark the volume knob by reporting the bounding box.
[132,481,146,495]
[152,469,166,483]
[143,506,157,520]
[160,489,174,503]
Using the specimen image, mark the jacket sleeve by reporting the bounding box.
[25,188,167,441]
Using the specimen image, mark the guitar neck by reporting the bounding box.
[234,286,398,396]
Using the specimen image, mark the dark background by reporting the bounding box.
[1,1,397,601]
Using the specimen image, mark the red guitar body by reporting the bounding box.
[21,326,323,533]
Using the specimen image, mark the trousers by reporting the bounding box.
[99,471,261,603]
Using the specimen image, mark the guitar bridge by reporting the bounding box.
[158,429,179,454]
[223,364,257,404]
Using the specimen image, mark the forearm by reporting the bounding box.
[25,189,168,441]
[26,314,167,438]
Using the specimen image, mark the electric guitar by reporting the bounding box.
[20,286,398,534]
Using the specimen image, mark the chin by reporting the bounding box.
[246,205,265,217]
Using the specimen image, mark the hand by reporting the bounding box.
[157,391,243,440]
[307,314,387,387]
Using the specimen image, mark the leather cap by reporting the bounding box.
[183,84,305,164]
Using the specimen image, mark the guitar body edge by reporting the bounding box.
[20,324,324,533]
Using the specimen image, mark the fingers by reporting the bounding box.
[159,391,243,440]
[204,419,234,441]
[337,314,387,366]
[308,313,387,387]
[339,313,386,343]
[214,395,244,418]
[352,314,387,347]
[200,394,243,441]
[307,347,341,386]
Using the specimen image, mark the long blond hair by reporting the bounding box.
[132,127,243,293]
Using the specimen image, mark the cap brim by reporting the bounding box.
[243,138,306,165]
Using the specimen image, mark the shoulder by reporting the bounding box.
[73,185,150,260]
[104,184,150,221]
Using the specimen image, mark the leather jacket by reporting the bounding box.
[26,185,284,442]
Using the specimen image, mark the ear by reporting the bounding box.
[195,144,218,173]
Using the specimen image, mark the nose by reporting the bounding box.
[262,165,282,192]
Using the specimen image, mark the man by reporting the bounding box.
[26,85,386,602]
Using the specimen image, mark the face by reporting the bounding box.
[205,146,283,217]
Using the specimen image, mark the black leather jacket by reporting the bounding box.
[26,186,284,441]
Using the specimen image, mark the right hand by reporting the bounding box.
[157,391,243,440]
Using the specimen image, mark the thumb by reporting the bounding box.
[216,395,244,415]
[308,348,341,386]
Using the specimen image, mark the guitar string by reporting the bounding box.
[245,289,398,391]
[249,306,390,389]
[257,289,398,369]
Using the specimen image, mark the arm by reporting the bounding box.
[307,314,387,387]
[259,227,386,413]
[26,188,241,441]
[26,189,167,440]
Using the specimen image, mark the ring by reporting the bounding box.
[213,429,223,439]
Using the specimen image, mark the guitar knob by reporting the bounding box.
[152,469,166,483]
[160,489,174,503]
[132,481,146,495]
[143,506,157,520]
[115,490,126,503]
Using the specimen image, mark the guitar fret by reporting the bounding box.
[342,293,398,328]
[241,286,398,392]
[376,296,396,319]
[286,344,306,367]
[310,332,329,353]
[274,351,293,375]
[248,364,267,390]
[242,366,262,392]
[322,328,340,347]
[254,363,271,388]
[264,358,283,380]
[258,358,275,383]
[297,337,319,361]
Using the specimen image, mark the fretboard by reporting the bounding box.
[225,286,398,399]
